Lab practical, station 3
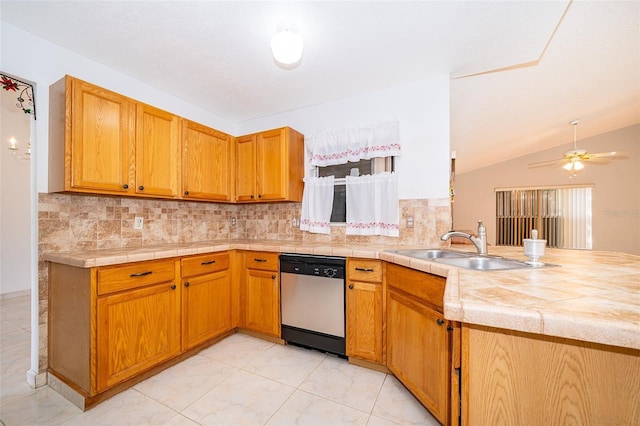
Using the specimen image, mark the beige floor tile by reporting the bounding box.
[181,369,294,425]
[299,355,386,412]
[242,343,326,387]
[0,369,36,409]
[372,376,439,426]
[61,388,177,425]
[161,413,201,426]
[266,390,369,426]
[366,415,403,425]
[134,354,236,411]
[1,340,30,374]
[198,332,275,368]
[0,386,81,426]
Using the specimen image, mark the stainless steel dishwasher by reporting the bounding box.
[279,253,346,356]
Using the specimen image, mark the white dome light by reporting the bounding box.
[271,29,303,66]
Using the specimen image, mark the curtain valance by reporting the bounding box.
[307,120,400,166]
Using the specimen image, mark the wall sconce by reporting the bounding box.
[271,24,304,68]
[8,136,31,160]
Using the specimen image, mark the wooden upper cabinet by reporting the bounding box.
[49,76,302,203]
[50,75,181,198]
[135,104,180,197]
[235,127,304,203]
[182,120,234,201]
[235,135,257,202]
[67,76,135,194]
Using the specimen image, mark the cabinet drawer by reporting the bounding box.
[181,252,229,277]
[97,259,175,295]
[347,259,383,283]
[385,263,445,312]
[245,251,279,271]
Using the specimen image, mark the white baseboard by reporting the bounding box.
[26,369,47,388]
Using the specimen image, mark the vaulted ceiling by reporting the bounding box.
[1,1,638,173]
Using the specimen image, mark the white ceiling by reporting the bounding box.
[1,1,638,173]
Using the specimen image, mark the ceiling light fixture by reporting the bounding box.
[271,25,303,67]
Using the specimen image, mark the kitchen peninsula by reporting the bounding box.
[45,241,639,424]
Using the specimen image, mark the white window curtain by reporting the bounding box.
[300,176,334,234]
[346,172,399,237]
[307,120,401,166]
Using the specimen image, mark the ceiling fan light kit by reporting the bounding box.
[528,119,628,177]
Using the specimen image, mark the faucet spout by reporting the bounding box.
[440,220,487,255]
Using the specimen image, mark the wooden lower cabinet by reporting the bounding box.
[386,263,459,426]
[462,324,640,425]
[96,280,181,391]
[49,253,235,404]
[346,259,384,364]
[181,252,232,350]
[240,251,280,337]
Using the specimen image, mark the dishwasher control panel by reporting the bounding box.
[279,254,346,279]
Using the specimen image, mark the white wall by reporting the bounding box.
[239,77,451,200]
[0,88,32,294]
[0,22,239,194]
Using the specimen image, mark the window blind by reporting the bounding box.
[495,186,592,249]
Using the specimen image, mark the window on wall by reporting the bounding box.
[300,120,400,236]
[495,185,592,249]
[317,157,394,223]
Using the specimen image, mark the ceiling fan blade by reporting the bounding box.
[528,158,565,168]
[588,150,630,159]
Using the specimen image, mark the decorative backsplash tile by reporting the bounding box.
[39,192,450,252]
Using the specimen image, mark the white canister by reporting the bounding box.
[523,229,546,265]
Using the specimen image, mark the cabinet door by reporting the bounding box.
[235,134,256,201]
[135,104,180,197]
[96,281,180,391]
[257,128,286,201]
[182,270,232,350]
[70,78,135,193]
[387,289,450,425]
[346,280,383,363]
[182,120,233,201]
[243,269,279,336]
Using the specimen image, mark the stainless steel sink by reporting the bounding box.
[433,256,533,270]
[385,249,473,260]
[384,249,552,271]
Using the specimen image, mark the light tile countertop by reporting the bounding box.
[44,240,639,351]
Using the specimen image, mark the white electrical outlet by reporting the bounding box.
[232,217,237,226]
[134,217,144,230]
[406,216,414,228]
[292,218,299,226]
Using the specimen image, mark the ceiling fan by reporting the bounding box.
[528,120,628,176]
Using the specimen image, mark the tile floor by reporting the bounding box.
[0,294,439,425]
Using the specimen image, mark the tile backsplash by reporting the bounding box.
[36,192,451,372]
[38,192,451,253]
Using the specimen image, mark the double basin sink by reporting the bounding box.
[385,249,539,271]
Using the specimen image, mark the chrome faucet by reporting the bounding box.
[441,220,487,255]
